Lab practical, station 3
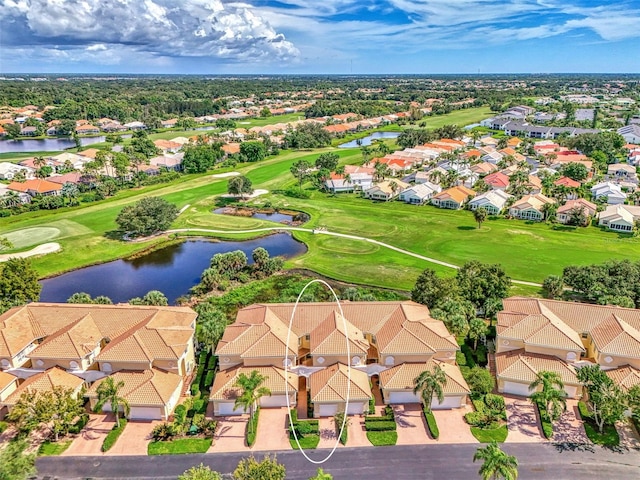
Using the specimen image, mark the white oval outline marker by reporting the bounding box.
[284,279,350,464]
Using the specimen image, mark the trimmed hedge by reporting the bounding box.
[424,409,439,439]
[368,397,375,415]
[460,344,476,368]
[534,400,554,439]
[68,414,89,434]
[102,419,127,452]
[364,421,396,432]
[206,355,218,371]
[203,370,215,390]
[578,401,591,419]
[246,408,260,447]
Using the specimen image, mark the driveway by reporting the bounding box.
[347,415,372,447]
[209,415,250,453]
[505,396,543,443]
[393,404,432,445]
[104,420,159,456]
[317,417,341,449]
[617,420,640,449]
[63,414,114,456]
[432,405,478,444]
[253,408,292,451]
[552,400,588,444]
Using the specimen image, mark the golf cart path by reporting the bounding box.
[167,227,541,287]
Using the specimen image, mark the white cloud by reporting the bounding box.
[0,0,299,63]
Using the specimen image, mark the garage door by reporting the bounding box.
[260,395,288,408]
[388,391,420,404]
[503,381,532,397]
[564,385,579,398]
[431,396,462,410]
[346,402,365,415]
[129,406,162,420]
[318,404,338,417]
[217,402,242,416]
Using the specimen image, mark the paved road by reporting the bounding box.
[36,443,640,479]
[167,227,542,287]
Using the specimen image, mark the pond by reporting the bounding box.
[39,234,307,305]
[337,131,401,149]
[213,207,296,223]
[0,135,132,154]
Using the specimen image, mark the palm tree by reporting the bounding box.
[468,318,488,350]
[33,156,46,169]
[197,311,227,353]
[529,371,567,423]
[474,207,488,229]
[473,442,518,480]
[94,376,130,427]
[413,364,447,413]
[233,370,271,436]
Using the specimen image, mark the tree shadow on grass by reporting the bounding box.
[104,229,125,241]
[457,226,476,231]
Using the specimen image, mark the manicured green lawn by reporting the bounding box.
[38,440,72,456]
[0,150,64,162]
[583,421,619,447]
[289,434,320,449]
[470,425,508,443]
[147,438,213,455]
[366,430,398,446]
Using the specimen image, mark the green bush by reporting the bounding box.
[199,350,208,366]
[578,401,592,419]
[465,411,489,427]
[424,409,439,439]
[174,405,188,426]
[190,383,200,397]
[246,408,259,447]
[364,416,394,423]
[0,421,7,433]
[368,397,375,414]
[364,421,397,432]
[472,398,487,413]
[461,344,476,368]
[485,394,505,414]
[535,400,553,439]
[206,355,217,371]
[456,351,467,367]
[151,422,178,442]
[193,398,206,415]
[102,419,127,452]
[68,414,89,434]
[203,370,215,389]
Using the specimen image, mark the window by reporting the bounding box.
[581,333,588,339]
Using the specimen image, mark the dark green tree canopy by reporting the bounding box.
[240,141,267,163]
[0,258,41,313]
[115,197,179,237]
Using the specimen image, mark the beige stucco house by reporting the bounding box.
[213,301,469,417]
[0,303,197,420]
[496,297,640,398]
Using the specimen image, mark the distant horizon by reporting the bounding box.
[2,72,640,77]
[2,1,640,74]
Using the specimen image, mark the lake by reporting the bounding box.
[0,135,131,154]
[39,234,307,304]
[338,131,400,148]
[213,207,296,223]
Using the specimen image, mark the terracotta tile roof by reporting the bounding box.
[433,186,476,203]
[0,371,18,392]
[310,312,369,357]
[509,193,554,212]
[605,365,640,392]
[590,314,640,359]
[379,360,470,395]
[495,350,579,386]
[7,179,62,194]
[86,368,182,407]
[557,198,596,215]
[309,363,371,402]
[209,366,298,401]
[484,172,510,188]
[3,367,84,406]
[0,303,195,365]
[554,176,581,188]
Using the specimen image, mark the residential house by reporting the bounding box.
[495,297,640,397]
[525,175,543,195]
[591,182,627,205]
[608,164,637,182]
[483,172,510,190]
[325,166,375,193]
[398,182,441,205]
[618,125,640,144]
[557,198,597,225]
[51,152,92,171]
[212,301,468,417]
[554,176,581,190]
[149,154,183,171]
[161,118,179,128]
[0,368,85,413]
[470,162,498,176]
[0,371,18,417]
[0,162,35,180]
[0,303,197,420]
[153,139,182,154]
[364,180,409,201]
[123,121,146,130]
[598,204,640,232]
[7,179,62,197]
[508,193,555,221]
[431,186,476,210]
[75,124,100,135]
[469,190,512,215]
[48,172,84,185]
[20,126,37,136]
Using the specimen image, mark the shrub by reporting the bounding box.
[456,351,467,367]
[0,421,8,433]
[190,383,200,397]
[200,420,217,437]
[464,367,495,396]
[465,411,489,427]
[193,398,206,415]
[246,408,259,447]
[424,409,439,439]
[364,421,397,432]
[461,344,476,368]
[102,419,127,452]
[206,355,218,371]
[151,422,177,442]
[68,414,89,434]
[535,399,554,439]
[368,397,375,414]
[203,370,215,389]
[485,394,505,414]
[282,188,311,199]
[578,401,592,420]
[174,405,188,426]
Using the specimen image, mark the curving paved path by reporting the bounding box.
[166,227,542,287]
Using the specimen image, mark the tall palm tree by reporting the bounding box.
[94,376,129,427]
[196,311,227,353]
[33,156,46,169]
[413,364,447,413]
[529,370,567,423]
[473,441,518,480]
[233,370,271,435]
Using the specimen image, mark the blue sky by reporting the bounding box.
[1,0,639,74]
